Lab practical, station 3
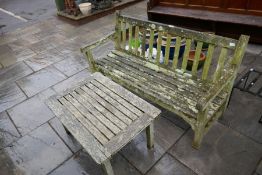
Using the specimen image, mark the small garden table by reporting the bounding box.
[46,72,161,175]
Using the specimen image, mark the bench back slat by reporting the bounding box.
[172,36,181,69]
[212,47,228,82]
[191,41,203,77]
[181,39,192,72]
[201,44,215,80]
[115,12,249,83]
[156,29,163,65]
[164,34,171,65]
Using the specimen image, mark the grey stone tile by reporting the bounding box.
[257,160,262,175]
[161,110,190,130]
[16,66,66,97]
[49,117,82,153]
[220,89,262,144]
[147,154,197,175]
[120,117,184,174]
[0,62,33,86]
[0,123,72,175]
[52,69,91,93]
[7,36,40,51]
[0,112,20,149]
[246,44,262,55]
[169,122,262,175]
[50,152,141,175]
[25,49,65,71]
[29,40,56,54]
[0,82,27,113]
[53,55,88,77]
[7,94,55,135]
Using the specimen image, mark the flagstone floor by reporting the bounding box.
[0,1,262,175]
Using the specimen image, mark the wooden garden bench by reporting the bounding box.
[81,12,249,148]
[46,72,161,175]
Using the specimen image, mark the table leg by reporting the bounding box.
[102,159,114,175]
[146,123,154,149]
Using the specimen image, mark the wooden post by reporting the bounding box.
[102,159,114,175]
[146,123,154,149]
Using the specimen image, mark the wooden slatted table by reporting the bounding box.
[46,72,161,175]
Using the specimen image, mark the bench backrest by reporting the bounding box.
[114,12,249,83]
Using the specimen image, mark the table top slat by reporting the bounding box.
[46,98,110,164]
[94,73,161,118]
[59,97,109,145]
[75,88,124,133]
[64,94,115,139]
[88,84,137,124]
[91,79,143,117]
[105,113,153,155]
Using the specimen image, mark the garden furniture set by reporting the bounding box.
[47,11,249,175]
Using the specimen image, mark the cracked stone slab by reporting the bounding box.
[49,117,82,153]
[0,111,20,149]
[0,62,33,86]
[7,94,55,135]
[120,117,184,174]
[16,66,66,97]
[220,89,262,144]
[0,123,72,175]
[147,153,197,175]
[25,49,65,71]
[53,56,88,77]
[168,122,262,175]
[0,82,27,113]
[50,152,141,175]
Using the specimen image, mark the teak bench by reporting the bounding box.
[46,72,161,175]
[81,12,249,148]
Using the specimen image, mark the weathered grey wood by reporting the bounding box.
[81,13,249,149]
[94,72,161,117]
[59,97,109,145]
[46,98,110,164]
[105,113,153,155]
[64,94,115,139]
[74,88,124,133]
[102,159,114,175]
[146,123,154,149]
[86,83,136,122]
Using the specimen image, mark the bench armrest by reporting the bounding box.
[80,32,115,53]
[196,69,235,111]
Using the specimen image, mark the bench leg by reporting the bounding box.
[146,123,154,149]
[192,124,205,149]
[102,159,114,175]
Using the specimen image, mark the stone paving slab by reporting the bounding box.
[120,117,185,174]
[25,48,65,71]
[220,89,262,144]
[0,111,20,149]
[0,82,27,113]
[147,153,197,175]
[49,117,82,153]
[257,161,262,175]
[0,62,33,86]
[168,122,262,175]
[53,55,88,77]
[52,69,91,93]
[0,123,72,175]
[7,95,55,135]
[16,66,66,97]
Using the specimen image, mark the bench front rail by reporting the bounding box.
[81,12,249,148]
